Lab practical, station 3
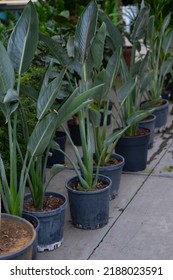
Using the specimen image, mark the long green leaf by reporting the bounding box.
[0,42,15,95]
[56,84,104,127]
[39,32,70,66]
[98,9,123,48]
[131,6,149,41]
[37,68,66,119]
[74,0,98,65]
[28,113,57,156]
[91,22,106,71]
[118,78,136,103]
[7,1,38,74]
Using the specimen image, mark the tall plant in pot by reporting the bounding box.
[141,10,173,130]
[59,0,112,229]
[0,2,38,259]
[0,1,101,253]
[112,3,154,171]
[39,0,128,200]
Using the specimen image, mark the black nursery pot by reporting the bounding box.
[22,213,40,260]
[100,101,113,126]
[115,128,151,172]
[67,119,81,146]
[23,192,67,252]
[93,153,125,200]
[138,114,156,149]
[47,131,66,167]
[66,175,111,229]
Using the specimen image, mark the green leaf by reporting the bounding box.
[74,0,98,65]
[146,16,155,44]
[20,84,38,101]
[160,13,171,37]
[98,9,123,48]
[28,113,57,156]
[127,109,154,126]
[39,32,70,66]
[50,164,66,176]
[92,69,110,103]
[4,89,19,103]
[106,47,122,89]
[89,104,101,127]
[118,78,136,103]
[0,42,15,95]
[7,1,38,74]
[56,84,104,127]
[0,103,19,122]
[159,58,173,77]
[37,68,66,119]
[131,6,149,41]
[91,22,106,71]
[162,29,173,55]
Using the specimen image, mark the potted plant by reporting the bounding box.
[112,3,154,171]
[0,1,102,253]
[56,1,113,229]
[141,10,173,129]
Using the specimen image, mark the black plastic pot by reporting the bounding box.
[152,99,169,129]
[138,114,156,149]
[23,192,67,252]
[47,131,66,167]
[22,213,40,260]
[67,119,81,146]
[141,99,169,129]
[0,214,36,260]
[93,153,125,200]
[66,175,111,229]
[115,128,150,172]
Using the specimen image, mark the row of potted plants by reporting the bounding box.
[0,0,173,259]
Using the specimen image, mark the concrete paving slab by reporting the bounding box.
[37,172,147,260]
[151,141,173,177]
[90,176,173,260]
[36,102,173,260]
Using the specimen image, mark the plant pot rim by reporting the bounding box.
[0,213,36,259]
[123,127,151,139]
[23,191,67,215]
[66,174,112,195]
[94,153,125,169]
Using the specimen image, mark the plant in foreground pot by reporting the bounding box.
[57,1,114,229]
[0,2,101,253]
[141,9,173,129]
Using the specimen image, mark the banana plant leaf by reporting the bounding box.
[0,42,15,96]
[74,0,98,65]
[7,1,38,74]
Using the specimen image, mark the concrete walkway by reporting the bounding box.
[37,102,173,260]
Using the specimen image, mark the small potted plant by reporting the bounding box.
[141,10,173,130]
[112,3,154,171]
